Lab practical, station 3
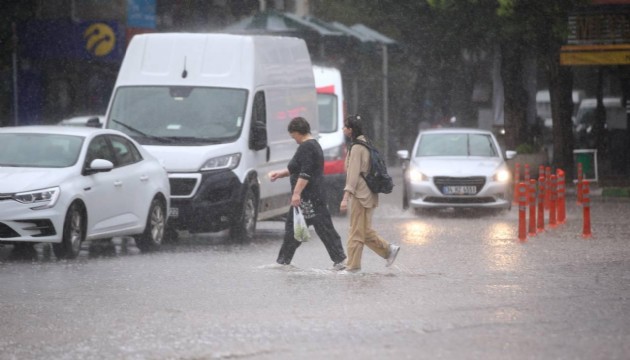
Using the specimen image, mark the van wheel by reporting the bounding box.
[163,227,179,244]
[229,187,257,243]
[134,198,166,252]
[53,202,86,259]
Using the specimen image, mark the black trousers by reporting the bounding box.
[276,206,346,265]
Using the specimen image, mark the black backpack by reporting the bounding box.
[352,140,394,194]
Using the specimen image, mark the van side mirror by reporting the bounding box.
[249,121,267,151]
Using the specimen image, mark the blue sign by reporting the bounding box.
[127,0,156,29]
[19,20,124,62]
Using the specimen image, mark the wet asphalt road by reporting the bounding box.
[1,176,629,359]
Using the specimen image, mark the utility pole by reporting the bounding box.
[382,43,389,161]
[12,22,19,126]
[294,0,309,16]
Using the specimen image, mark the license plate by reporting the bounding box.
[169,207,179,218]
[443,186,476,195]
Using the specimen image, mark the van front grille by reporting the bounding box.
[170,178,198,197]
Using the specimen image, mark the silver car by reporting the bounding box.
[397,128,516,212]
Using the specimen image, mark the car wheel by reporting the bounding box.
[134,198,166,253]
[229,187,257,243]
[401,164,410,210]
[53,202,86,259]
[402,181,410,210]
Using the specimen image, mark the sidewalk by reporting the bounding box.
[565,183,630,201]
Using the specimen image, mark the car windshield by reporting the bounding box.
[317,93,338,133]
[107,86,248,145]
[416,133,498,157]
[0,133,84,168]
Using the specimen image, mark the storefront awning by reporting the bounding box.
[560,44,630,65]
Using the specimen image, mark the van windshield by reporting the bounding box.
[107,86,248,145]
[317,93,338,133]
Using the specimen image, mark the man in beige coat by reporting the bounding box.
[339,115,400,272]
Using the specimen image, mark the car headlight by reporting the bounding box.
[13,187,60,209]
[493,169,511,183]
[409,168,428,182]
[200,153,241,171]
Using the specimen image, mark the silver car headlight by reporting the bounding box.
[493,169,511,183]
[13,186,60,209]
[409,168,428,183]
[200,153,241,171]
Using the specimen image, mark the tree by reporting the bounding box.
[313,0,498,150]
[497,0,588,176]
[313,0,585,174]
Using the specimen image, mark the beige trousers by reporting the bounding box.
[346,197,391,270]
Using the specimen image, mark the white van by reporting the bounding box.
[104,33,317,242]
[313,65,346,214]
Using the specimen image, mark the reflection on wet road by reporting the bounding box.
[1,195,630,359]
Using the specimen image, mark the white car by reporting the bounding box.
[397,128,516,212]
[0,126,170,258]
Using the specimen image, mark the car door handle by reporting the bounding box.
[114,180,123,187]
[140,175,149,182]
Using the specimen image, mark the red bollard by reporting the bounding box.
[517,182,527,242]
[545,166,551,209]
[556,169,566,224]
[537,176,545,233]
[577,162,583,204]
[528,179,537,237]
[538,164,545,179]
[513,163,521,204]
[524,163,530,182]
[549,174,557,228]
[582,180,592,238]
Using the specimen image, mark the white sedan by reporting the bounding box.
[397,128,516,212]
[0,126,170,258]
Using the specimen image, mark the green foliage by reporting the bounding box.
[601,187,630,198]
[516,143,537,154]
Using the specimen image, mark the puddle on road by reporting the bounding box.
[255,263,432,278]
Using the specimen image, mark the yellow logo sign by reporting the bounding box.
[84,23,116,57]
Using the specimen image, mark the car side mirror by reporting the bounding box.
[397,150,410,160]
[505,150,517,160]
[249,121,267,151]
[85,159,114,175]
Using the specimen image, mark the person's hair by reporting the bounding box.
[344,114,365,140]
[287,117,311,135]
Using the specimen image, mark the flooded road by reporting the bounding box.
[1,180,629,359]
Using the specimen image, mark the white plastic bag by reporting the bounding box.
[293,206,310,242]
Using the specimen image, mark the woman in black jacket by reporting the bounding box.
[268,117,347,269]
